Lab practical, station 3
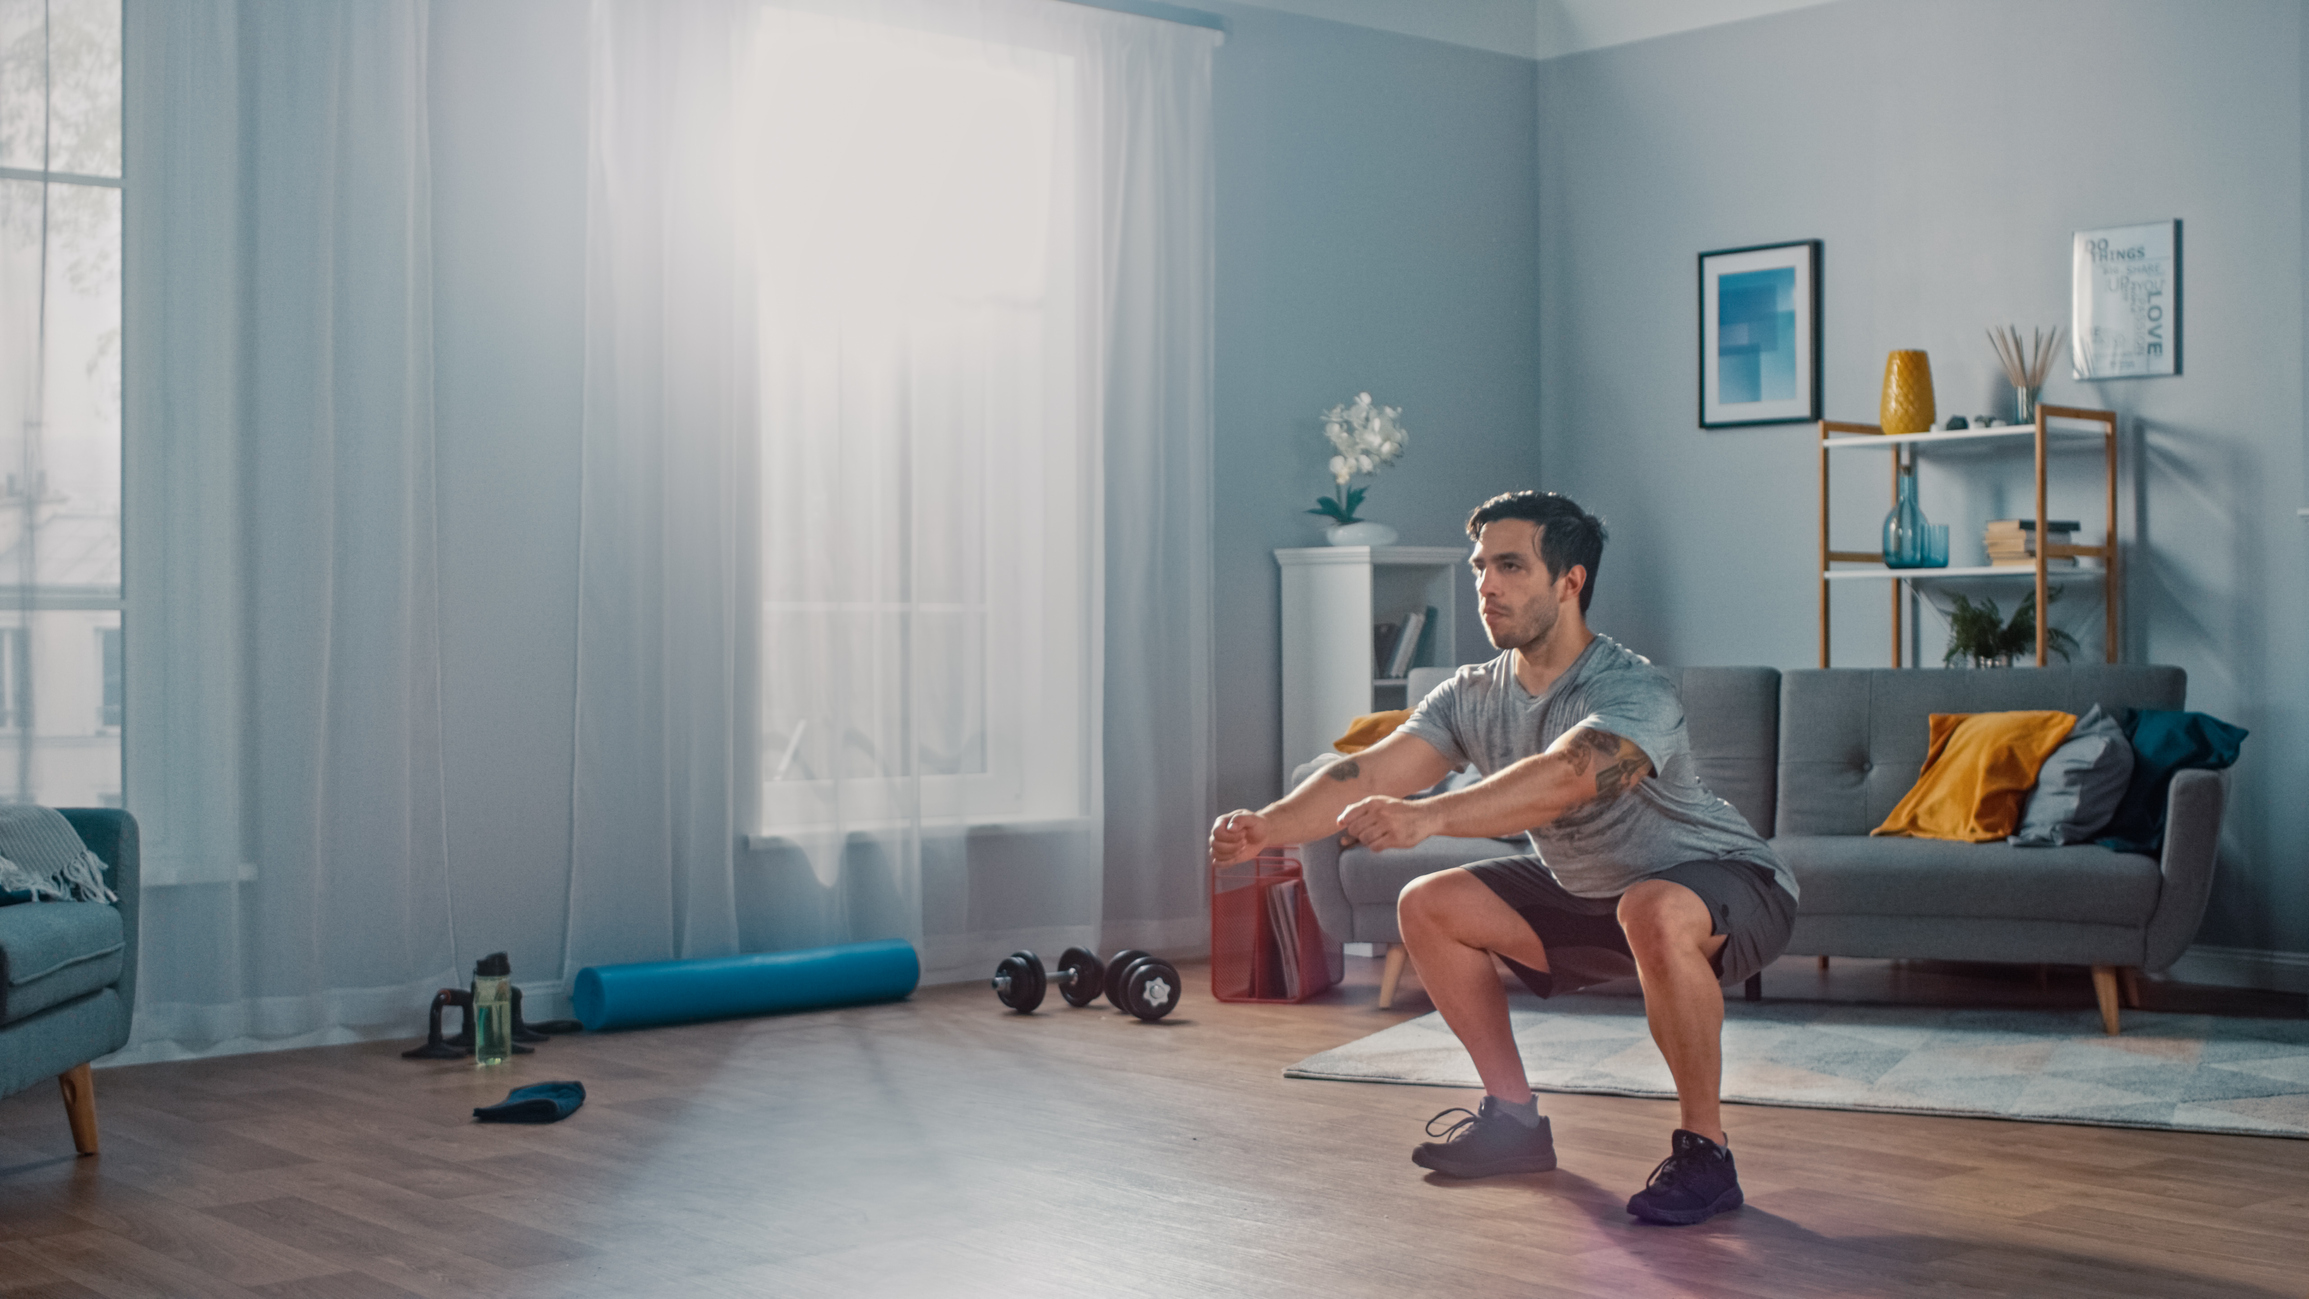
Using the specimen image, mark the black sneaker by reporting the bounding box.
[1625,1129,1743,1225]
[1410,1098,1557,1177]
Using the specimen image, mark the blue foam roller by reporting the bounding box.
[571,939,919,1032]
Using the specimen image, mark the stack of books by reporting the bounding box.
[1985,519,2080,567]
[1371,605,1436,679]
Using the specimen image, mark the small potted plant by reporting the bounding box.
[1942,588,2079,668]
[1308,392,1407,545]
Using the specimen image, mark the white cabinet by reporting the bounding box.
[1275,546,1463,786]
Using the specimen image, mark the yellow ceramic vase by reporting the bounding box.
[1879,350,1935,435]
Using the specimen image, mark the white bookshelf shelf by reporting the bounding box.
[1823,563,2103,581]
[1821,424,2107,451]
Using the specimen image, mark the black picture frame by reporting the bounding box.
[1698,239,1822,428]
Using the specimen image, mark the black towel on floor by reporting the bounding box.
[473,1080,586,1123]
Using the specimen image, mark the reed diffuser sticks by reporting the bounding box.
[1988,324,2063,389]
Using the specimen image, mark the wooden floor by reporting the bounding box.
[3,955,2305,1298]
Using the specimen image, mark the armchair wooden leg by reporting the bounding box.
[2118,966,2142,1009]
[1816,955,1829,971]
[1377,943,1408,1010]
[2091,965,2122,1036]
[1743,972,1762,1002]
[58,1063,98,1156]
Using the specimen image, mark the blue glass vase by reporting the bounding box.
[1882,467,1934,568]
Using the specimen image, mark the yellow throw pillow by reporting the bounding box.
[1334,710,1411,755]
[1872,710,2078,842]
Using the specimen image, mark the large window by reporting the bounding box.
[748,10,1093,835]
[0,0,122,806]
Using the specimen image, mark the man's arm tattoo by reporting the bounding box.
[1577,729,1621,758]
[1325,760,1361,782]
[1590,736,1649,802]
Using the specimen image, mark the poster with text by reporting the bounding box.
[2072,220,2179,379]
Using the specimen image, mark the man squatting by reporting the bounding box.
[1208,490,1798,1226]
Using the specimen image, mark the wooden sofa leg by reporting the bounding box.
[1743,973,1762,1002]
[2118,966,2142,1009]
[2091,965,2122,1036]
[1377,943,1408,1009]
[1817,955,1829,971]
[58,1063,98,1156]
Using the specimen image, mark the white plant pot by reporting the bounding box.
[1325,521,1398,547]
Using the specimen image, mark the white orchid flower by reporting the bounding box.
[1312,391,1411,521]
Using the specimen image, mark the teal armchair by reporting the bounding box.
[0,808,138,1154]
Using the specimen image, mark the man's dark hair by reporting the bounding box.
[1466,491,1608,614]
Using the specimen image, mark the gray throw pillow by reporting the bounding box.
[2009,705,2134,846]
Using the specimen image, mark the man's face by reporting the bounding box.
[1470,518,1576,652]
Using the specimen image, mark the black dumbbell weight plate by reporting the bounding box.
[1120,957,1180,1022]
[1057,947,1105,1008]
[1104,949,1151,1010]
[993,950,1046,1012]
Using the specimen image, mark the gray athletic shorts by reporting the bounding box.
[1462,856,1796,998]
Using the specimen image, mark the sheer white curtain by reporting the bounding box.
[118,0,454,1060]
[570,0,1215,982]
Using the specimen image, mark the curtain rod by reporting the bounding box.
[1057,0,1229,36]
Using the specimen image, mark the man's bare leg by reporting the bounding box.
[1617,878,1731,1143]
[1396,868,1554,1104]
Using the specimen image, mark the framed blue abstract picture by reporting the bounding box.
[1698,239,1820,428]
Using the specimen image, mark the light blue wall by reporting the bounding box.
[1537,0,2308,956]
[1205,3,1542,814]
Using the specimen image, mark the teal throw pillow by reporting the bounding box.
[2097,709,2247,854]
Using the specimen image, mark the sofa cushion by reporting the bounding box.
[2099,709,2248,854]
[1773,834,2161,926]
[2011,704,2133,845]
[1336,837,1522,908]
[0,900,126,1027]
[1659,666,1779,839]
[1872,710,2076,842]
[1777,666,2185,837]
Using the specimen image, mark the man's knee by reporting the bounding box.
[1617,880,1712,957]
[1397,869,1456,930]
[1399,868,1495,937]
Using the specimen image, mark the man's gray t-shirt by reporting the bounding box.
[1400,634,1797,902]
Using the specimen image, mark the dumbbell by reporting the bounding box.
[991,947,1106,1013]
[1102,950,1150,1009]
[1104,949,1182,1023]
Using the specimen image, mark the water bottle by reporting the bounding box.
[472,952,512,1066]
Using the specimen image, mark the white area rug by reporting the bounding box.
[1285,998,2309,1139]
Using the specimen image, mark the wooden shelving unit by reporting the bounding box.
[1818,404,2120,667]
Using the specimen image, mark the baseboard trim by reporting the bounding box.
[2161,944,2309,996]
[923,920,1207,985]
[1096,915,1210,961]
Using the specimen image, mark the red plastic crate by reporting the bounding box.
[1211,846,1337,1004]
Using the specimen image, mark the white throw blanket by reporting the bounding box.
[0,806,116,903]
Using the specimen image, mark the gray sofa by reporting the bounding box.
[1298,665,2224,1034]
[0,809,139,1154]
